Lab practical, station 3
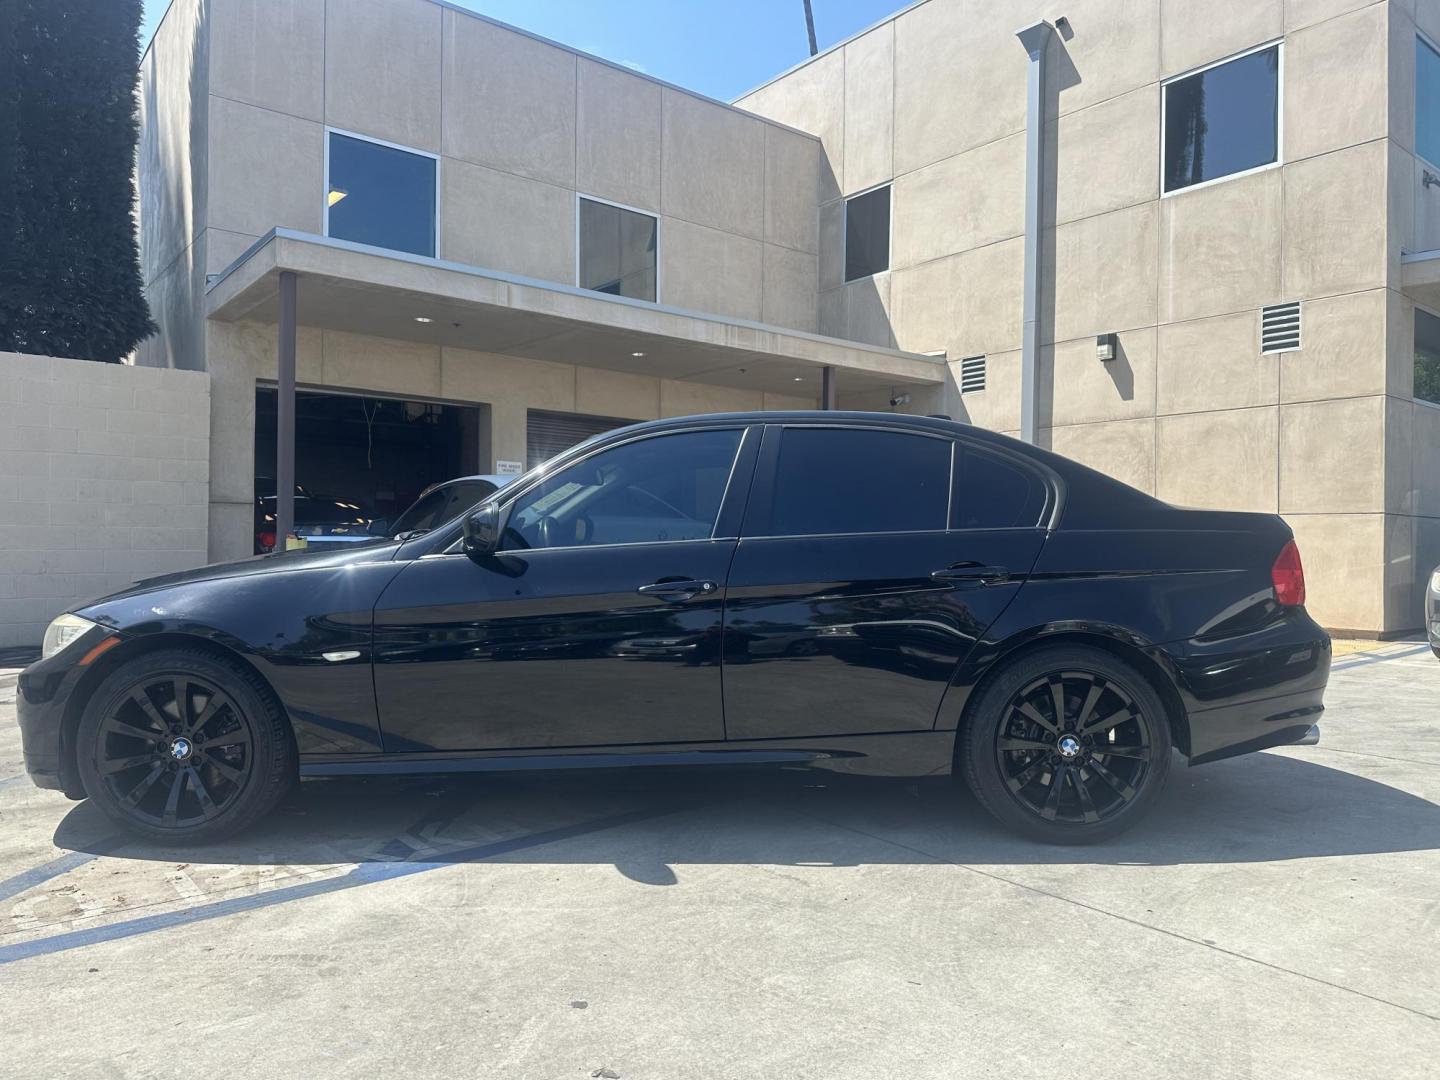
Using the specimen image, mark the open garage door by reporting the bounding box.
[255,388,482,553]
[526,409,637,469]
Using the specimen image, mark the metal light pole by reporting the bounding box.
[275,270,298,549]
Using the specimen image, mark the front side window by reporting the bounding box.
[578,197,658,302]
[1419,37,1440,166]
[844,185,890,281]
[326,132,437,257]
[1163,44,1280,194]
[765,427,949,537]
[1416,308,1440,405]
[502,429,742,550]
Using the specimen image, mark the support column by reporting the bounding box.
[276,270,297,549]
[820,366,837,410]
[1016,21,1052,446]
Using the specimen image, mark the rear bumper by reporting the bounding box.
[1153,609,1331,766]
[1185,690,1324,765]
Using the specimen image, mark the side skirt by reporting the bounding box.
[299,731,956,779]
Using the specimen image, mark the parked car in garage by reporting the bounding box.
[1427,564,1440,658]
[254,493,379,554]
[386,474,514,539]
[19,412,1330,845]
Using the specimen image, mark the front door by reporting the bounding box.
[371,425,754,752]
[722,424,1050,740]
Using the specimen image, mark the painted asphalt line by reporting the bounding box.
[0,837,126,906]
[0,803,688,966]
[1331,645,1431,671]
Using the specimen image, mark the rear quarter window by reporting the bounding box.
[951,446,1049,529]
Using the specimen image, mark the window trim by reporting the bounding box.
[841,181,893,284]
[1416,30,1440,173]
[1159,38,1285,199]
[323,126,442,258]
[574,192,662,303]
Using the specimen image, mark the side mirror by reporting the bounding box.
[462,503,501,558]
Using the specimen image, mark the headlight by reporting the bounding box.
[1431,569,1440,592]
[42,613,99,659]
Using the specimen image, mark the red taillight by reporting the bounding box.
[257,531,277,552]
[1271,539,1306,607]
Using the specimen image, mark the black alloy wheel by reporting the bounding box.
[961,646,1172,843]
[77,649,295,843]
[94,673,252,828]
[994,671,1154,825]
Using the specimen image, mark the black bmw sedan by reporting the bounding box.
[18,412,1330,845]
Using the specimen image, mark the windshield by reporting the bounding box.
[390,479,498,535]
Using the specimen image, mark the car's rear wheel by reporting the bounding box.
[76,649,295,844]
[960,646,1172,844]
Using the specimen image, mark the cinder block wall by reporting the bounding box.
[0,352,210,648]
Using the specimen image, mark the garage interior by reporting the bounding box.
[254,387,483,534]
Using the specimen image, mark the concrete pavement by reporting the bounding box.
[0,643,1436,1078]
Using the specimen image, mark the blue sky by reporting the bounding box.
[140,0,912,101]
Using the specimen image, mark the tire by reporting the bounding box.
[76,648,295,844]
[959,645,1172,844]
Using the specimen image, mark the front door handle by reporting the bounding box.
[931,564,1012,586]
[636,579,719,602]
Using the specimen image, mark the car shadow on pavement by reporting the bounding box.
[49,748,1440,879]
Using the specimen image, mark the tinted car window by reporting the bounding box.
[951,447,1048,529]
[767,427,949,536]
[503,429,741,550]
[390,480,497,535]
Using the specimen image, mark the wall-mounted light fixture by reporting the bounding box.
[1096,333,1117,362]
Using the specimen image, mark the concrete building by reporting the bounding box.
[136,0,1440,636]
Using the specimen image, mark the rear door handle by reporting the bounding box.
[636,579,719,602]
[931,564,1012,586]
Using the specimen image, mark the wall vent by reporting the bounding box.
[959,355,987,394]
[1261,301,1302,354]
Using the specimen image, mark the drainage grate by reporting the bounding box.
[959,355,986,394]
[1261,301,1302,354]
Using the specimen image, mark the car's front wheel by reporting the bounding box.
[960,645,1172,844]
[76,648,295,844]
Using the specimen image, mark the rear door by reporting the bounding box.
[721,423,1050,740]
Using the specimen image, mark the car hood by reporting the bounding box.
[78,540,403,610]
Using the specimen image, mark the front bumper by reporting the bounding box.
[15,631,107,796]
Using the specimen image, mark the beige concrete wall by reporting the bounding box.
[740,0,1412,633]
[0,354,210,647]
[147,0,821,364]
[205,320,815,562]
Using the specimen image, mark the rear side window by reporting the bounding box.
[951,447,1048,529]
[766,427,949,536]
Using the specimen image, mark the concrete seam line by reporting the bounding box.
[0,803,691,967]
[802,813,1440,1025]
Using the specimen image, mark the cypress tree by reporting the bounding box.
[0,0,154,363]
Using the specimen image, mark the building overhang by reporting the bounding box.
[205,229,945,397]
[1401,248,1440,312]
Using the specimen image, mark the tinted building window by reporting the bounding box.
[845,185,890,281]
[1416,308,1440,406]
[326,132,437,257]
[767,427,948,536]
[578,198,658,301]
[951,448,1047,529]
[504,429,741,550]
[1420,37,1440,166]
[1163,45,1280,194]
